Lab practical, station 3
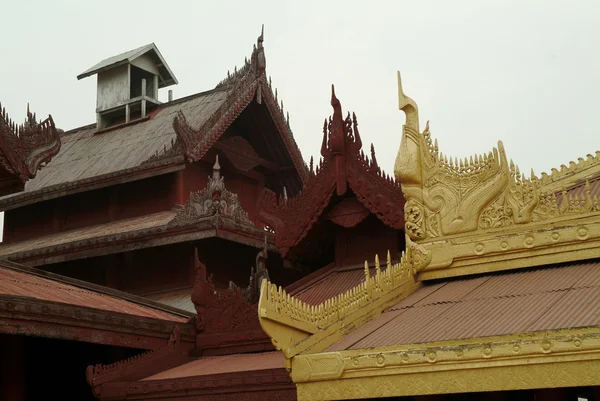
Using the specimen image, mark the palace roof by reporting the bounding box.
[0,259,195,350]
[258,86,404,258]
[0,31,307,211]
[329,259,600,351]
[0,156,275,266]
[257,73,600,400]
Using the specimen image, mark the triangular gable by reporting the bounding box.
[257,86,405,257]
[171,28,309,188]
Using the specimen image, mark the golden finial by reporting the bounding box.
[397,71,419,132]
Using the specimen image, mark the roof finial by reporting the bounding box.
[397,71,419,133]
[257,24,264,48]
[213,154,221,170]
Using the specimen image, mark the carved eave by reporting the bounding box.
[258,237,429,366]
[258,87,405,257]
[86,326,193,398]
[171,28,309,184]
[0,103,61,195]
[191,245,273,356]
[292,326,600,401]
[394,72,600,280]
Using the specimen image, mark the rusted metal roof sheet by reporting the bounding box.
[144,287,195,313]
[328,260,600,351]
[0,90,227,208]
[142,352,285,380]
[292,265,376,305]
[556,172,600,205]
[0,210,174,257]
[0,264,188,322]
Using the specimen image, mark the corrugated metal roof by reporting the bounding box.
[291,265,376,305]
[0,265,187,322]
[328,260,600,351]
[144,287,195,313]
[0,90,227,205]
[142,352,285,380]
[555,171,600,207]
[0,210,174,257]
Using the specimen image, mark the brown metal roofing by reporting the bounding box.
[144,287,195,313]
[0,264,188,322]
[328,260,600,351]
[142,352,285,380]
[0,210,174,257]
[0,90,227,208]
[291,264,377,305]
[560,173,600,201]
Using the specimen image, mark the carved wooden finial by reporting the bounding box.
[213,154,221,170]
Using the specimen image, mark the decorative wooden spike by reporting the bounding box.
[375,254,381,276]
[275,89,278,103]
[286,111,290,126]
[364,261,370,284]
[387,250,392,270]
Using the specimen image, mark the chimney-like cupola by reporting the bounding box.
[77,43,178,130]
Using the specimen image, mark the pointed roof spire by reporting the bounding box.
[213,154,221,170]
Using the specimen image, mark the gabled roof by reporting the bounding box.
[77,43,178,87]
[0,31,307,211]
[258,86,404,257]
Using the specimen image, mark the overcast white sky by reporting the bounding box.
[1,1,599,201]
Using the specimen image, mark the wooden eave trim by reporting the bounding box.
[0,295,195,349]
[291,326,600,400]
[258,78,309,183]
[6,217,277,268]
[0,156,185,212]
[99,367,294,400]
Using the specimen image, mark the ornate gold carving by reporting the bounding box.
[419,216,600,280]
[395,73,599,244]
[258,237,429,359]
[293,326,600,400]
